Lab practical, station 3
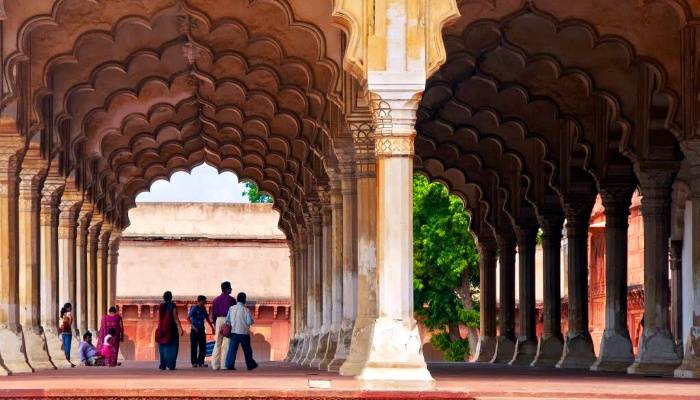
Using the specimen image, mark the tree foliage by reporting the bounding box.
[243,181,273,203]
[413,174,480,361]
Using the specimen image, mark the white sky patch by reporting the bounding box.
[135,163,250,203]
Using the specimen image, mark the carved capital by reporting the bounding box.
[375,135,415,157]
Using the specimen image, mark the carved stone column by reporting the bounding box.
[591,184,636,372]
[0,136,32,375]
[628,170,682,375]
[510,224,539,365]
[675,142,700,378]
[320,178,344,370]
[291,232,308,364]
[492,238,516,363]
[475,244,497,362]
[311,194,333,368]
[57,192,81,336]
[356,92,433,390]
[669,240,683,353]
[285,244,298,362]
[17,157,55,371]
[107,231,120,309]
[75,204,92,337]
[39,177,71,368]
[339,122,378,377]
[301,208,322,366]
[86,215,103,332]
[96,225,111,318]
[329,150,357,371]
[532,212,565,367]
[557,194,596,369]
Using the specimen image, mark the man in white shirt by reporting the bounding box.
[224,292,258,370]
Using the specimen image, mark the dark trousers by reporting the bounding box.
[225,333,257,370]
[158,336,179,370]
[190,329,206,366]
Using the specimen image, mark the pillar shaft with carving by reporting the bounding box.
[475,244,497,362]
[510,225,538,366]
[492,238,516,363]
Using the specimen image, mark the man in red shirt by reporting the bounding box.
[210,281,236,370]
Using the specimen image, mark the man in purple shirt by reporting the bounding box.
[210,281,236,370]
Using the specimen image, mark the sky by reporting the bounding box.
[135,163,250,203]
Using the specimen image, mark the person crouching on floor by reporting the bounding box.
[78,331,104,366]
[224,292,258,371]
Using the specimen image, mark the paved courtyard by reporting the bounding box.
[0,361,698,399]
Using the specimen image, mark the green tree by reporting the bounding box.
[413,174,480,361]
[243,181,273,203]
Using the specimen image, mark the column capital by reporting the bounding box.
[562,193,596,233]
[537,211,565,239]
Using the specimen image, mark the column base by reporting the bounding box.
[291,334,307,364]
[310,330,331,369]
[300,332,320,367]
[590,330,634,372]
[0,327,32,374]
[319,328,340,370]
[22,326,56,371]
[531,333,564,367]
[357,317,434,391]
[509,336,538,366]
[44,330,72,368]
[474,336,497,362]
[328,320,354,372]
[628,328,681,376]
[339,317,376,376]
[490,336,516,363]
[556,332,596,369]
[675,325,700,378]
[284,335,299,362]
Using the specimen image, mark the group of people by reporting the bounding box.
[155,281,258,371]
[58,304,123,367]
[55,281,257,371]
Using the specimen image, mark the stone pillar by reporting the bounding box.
[301,210,322,366]
[669,240,683,352]
[320,179,344,370]
[57,194,81,335]
[675,143,700,378]
[357,92,433,390]
[329,153,357,371]
[510,225,539,365]
[591,184,636,372]
[86,215,102,332]
[96,225,111,318]
[107,232,120,309]
[532,213,565,367]
[285,245,298,362]
[628,170,682,375]
[557,195,596,369]
[0,137,32,375]
[311,195,333,368]
[39,178,72,368]
[75,205,92,338]
[475,244,497,362]
[492,238,516,363]
[339,122,378,377]
[291,232,308,364]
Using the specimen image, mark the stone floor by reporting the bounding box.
[0,361,699,399]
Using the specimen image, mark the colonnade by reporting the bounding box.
[0,139,121,374]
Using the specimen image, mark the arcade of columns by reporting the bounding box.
[2,0,700,391]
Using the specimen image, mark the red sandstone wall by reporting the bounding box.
[116,299,289,363]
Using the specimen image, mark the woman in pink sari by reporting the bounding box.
[98,306,124,367]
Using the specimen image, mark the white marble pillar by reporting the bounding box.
[96,225,111,318]
[0,138,32,375]
[301,214,321,366]
[329,153,357,371]
[532,213,565,367]
[312,196,333,368]
[676,143,700,378]
[291,233,308,364]
[591,184,636,372]
[475,243,497,362]
[39,178,72,368]
[492,237,516,363]
[629,170,682,375]
[107,232,120,309]
[18,158,55,370]
[339,124,378,377]
[86,215,102,333]
[57,193,81,338]
[285,245,298,362]
[357,91,433,390]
